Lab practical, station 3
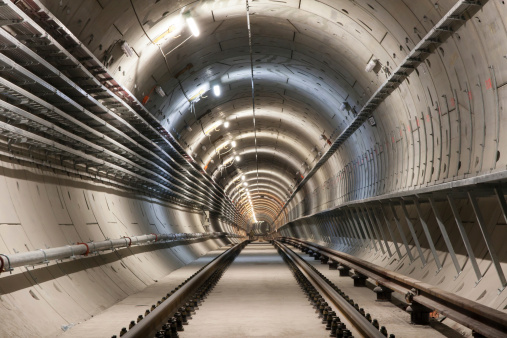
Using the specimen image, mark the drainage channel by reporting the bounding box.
[274,240,390,338]
[117,241,249,338]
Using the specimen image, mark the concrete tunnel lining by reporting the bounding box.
[0,0,505,336]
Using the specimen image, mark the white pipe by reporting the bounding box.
[0,232,241,273]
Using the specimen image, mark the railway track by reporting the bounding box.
[113,241,395,338]
[110,238,504,338]
[281,237,507,338]
[117,241,249,338]
[274,240,389,337]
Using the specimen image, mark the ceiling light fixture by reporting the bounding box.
[224,121,230,128]
[120,41,134,57]
[235,156,241,162]
[231,141,237,147]
[213,84,221,97]
[365,58,378,72]
[186,17,200,37]
[155,85,166,97]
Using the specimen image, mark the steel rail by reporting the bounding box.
[283,237,507,338]
[123,241,248,337]
[275,240,384,338]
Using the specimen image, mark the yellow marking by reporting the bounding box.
[153,25,176,44]
[189,89,205,101]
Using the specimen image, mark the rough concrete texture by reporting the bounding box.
[0,161,231,337]
[182,243,330,338]
[59,247,229,338]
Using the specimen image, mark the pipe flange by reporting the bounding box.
[38,249,49,265]
[124,236,132,247]
[90,242,98,255]
[0,254,12,274]
[77,242,90,256]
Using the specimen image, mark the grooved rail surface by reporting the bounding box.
[182,242,328,337]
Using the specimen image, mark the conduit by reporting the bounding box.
[0,232,238,274]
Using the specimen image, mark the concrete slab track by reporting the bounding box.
[182,242,329,338]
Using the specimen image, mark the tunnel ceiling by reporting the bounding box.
[36,0,493,226]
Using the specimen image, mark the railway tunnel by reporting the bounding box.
[0,0,506,337]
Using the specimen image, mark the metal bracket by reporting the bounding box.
[38,249,49,265]
[0,253,13,273]
[66,245,76,260]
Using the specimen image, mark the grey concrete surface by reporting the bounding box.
[59,247,229,338]
[182,243,330,338]
[0,0,506,336]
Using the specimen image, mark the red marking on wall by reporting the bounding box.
[300,174,304,179]
[416,117,420,127]
[407,124,411,132]
[438,106,442,115]
[399,129,403,137]
[450,97,455,107]
[485,78,492,89]
[468,91,472,100]
[426,114,430,122]
[392,136,395,143]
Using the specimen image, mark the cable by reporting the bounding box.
[245,0,259,223]
[129,0,192,103]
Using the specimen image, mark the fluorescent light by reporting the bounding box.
[155,85,166,97]
[235,156,240,162]
[120,41,134,57]
[231,141,236,147]
[213,84,221,97]
[365,58,377,72]
[186,17,200,37]
[224,121,229,128]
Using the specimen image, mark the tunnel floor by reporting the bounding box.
[59,242,469,337]
[181,242,329,338]
[58,247,230,338]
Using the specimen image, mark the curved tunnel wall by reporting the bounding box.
[0,0,506,335]
[282,0,507,223]
[0,156,234,337]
